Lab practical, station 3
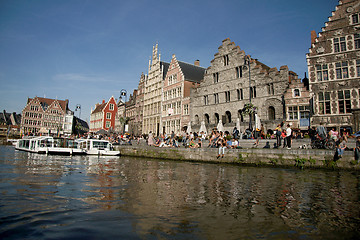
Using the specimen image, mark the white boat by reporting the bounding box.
[15,136,86,155]
[76,139,120,156]
[7,138,18,146]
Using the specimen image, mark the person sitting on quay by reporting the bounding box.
[189,138,198,148]
[334,137,347,160]
[216,132,227,158]
[329,128,338,141]
[230,138,241,149]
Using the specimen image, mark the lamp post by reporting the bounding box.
[75,104,81,119]
[120,89,127,134]
[244,55,252,130]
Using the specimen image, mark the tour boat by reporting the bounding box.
[15,136,86,155]
[76,139,120,156]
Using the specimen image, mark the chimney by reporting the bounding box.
[102,99,105,104]
[194,60,200,66]
[311,30,317,44]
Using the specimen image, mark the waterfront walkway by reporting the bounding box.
[117,138,359,171]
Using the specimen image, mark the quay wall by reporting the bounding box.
[116,144,360,171]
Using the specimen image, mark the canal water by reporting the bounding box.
[0,145,359,239]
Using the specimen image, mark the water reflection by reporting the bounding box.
[0,145,359,239]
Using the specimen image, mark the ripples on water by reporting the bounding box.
[0,145,359,239]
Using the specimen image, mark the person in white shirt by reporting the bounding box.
[286,124,292,149]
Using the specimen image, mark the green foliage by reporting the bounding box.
[295,157,307,170]
[242,103,258,115]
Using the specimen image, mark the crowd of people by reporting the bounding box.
[141,122,359,162]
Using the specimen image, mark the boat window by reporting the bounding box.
[93,141,109,149]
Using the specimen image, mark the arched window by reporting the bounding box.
[238,110,244,122]
[204,114,210,124]
[225,111,231,124]
[194,115,199,125]
[214,113,220,124]
[268,106,275,120]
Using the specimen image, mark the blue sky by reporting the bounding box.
[0,0,338,121]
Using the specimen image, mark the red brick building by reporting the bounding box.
[21,97,72,135]
[89,96,118,133]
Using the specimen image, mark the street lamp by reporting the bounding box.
[120,89,127,134]
[244,55,252,130]
[75,104,81,119]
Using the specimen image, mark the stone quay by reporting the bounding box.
[116,138,359,171]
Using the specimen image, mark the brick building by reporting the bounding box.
[283,74,311,130]
[162,54,206,135]
[190,38,297,134]
[89,96,118,133]
[21,97,72,136]
[306,0,360,132]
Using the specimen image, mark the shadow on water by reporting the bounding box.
[0,145,359,239]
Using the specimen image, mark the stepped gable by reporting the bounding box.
[209,37,286,77]
[177,61,206,83]
[28,97,69,112]
[308,0,360,57]
[92,102,107,114]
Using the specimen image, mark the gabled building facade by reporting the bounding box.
[0,110,21,136]
[191,38,296,133]
[89,96,118,133]
[307,0,360,132]
[284,75,311,130]
[162,54,206,135]
[21,97,71,135]
[142,44,170,136]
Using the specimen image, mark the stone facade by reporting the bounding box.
[306,0,360,132]
[190,38,296,134]
[142,44,169,136]
[162,55,206,135]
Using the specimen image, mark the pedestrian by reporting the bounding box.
[286,124,292,149]
[316,122,327,139]
[275,124,282,148]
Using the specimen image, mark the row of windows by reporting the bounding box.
[288,106,310,120]
[163,119,181,135]
[30,106,39,111]
[333,34,360,53]
[168,74,178,85]
[203,88,257,105]
[212,64,247,84]
[317,89,359,115]
[163,101,181,115]
[24,112,64,122]
[144,102,161,116]
[23,119,61,129]
[164,87,182,100]
[25,112,42,118]
[315,59,360,81]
